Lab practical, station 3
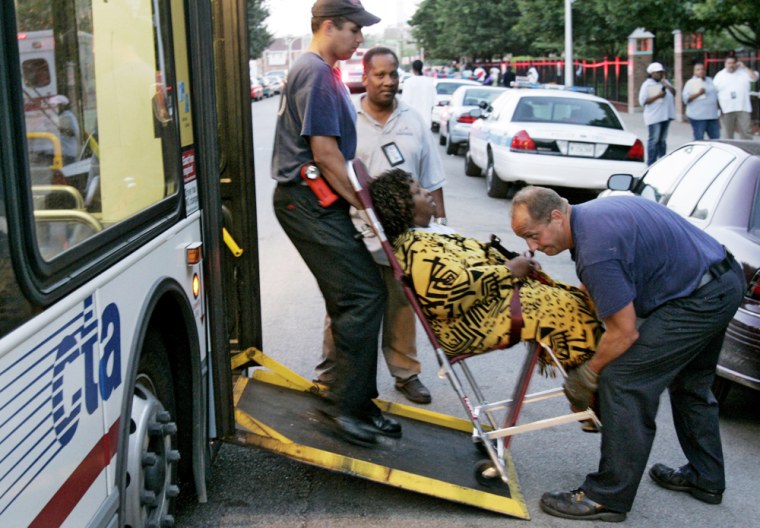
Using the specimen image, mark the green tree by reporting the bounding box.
[247,0,273,60]
[693,0,759,49]
[410,0,526,62]
[514,0,696,58]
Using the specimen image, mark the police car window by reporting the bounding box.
[16,0,180,262]
[667,147,735,218]
[639,144,710,204]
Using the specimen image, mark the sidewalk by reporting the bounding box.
[617,110,759,159]
[618,111,696,156]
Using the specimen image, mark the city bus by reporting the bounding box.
[0,0,259,526]
[1,2,538,527]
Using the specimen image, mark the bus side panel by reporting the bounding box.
[0,218,204,527]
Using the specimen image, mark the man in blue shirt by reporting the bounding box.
[511,186,745,522]
[272,0,400,447]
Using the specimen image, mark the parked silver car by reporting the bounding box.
[438,85,506,155]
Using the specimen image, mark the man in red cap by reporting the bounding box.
[271,1,401,447]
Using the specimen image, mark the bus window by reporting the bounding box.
[16,0,181,262]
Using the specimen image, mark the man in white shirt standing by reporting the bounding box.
[317,47,447,404]
[400,59,436,131]
[713,54,759,139]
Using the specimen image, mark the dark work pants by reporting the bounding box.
[582,260,745,512]
[273,183,386,418]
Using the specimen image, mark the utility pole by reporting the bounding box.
[564,0,573,87]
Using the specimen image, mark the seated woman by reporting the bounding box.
[369,168,602,374]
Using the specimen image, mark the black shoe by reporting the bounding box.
[363,413,402,438]
[394,376,432,404]
[319,411,377,447]
[649,463,723,504]
[540,489,626,522]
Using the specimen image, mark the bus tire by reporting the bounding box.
[125,330,180,528]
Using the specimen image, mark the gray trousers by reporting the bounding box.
[274,183,386,418]
[582,260,745,512]
[721,111,752,139]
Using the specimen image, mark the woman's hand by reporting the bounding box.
[506,255,540,278]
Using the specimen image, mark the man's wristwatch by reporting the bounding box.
[434,217,448,226]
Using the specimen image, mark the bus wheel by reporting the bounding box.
[125,332,180,528]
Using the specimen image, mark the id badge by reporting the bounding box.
[382,142,405,167]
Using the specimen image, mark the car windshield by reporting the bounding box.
[437,82,472,95]
[512,96,623,129]
[461,88,503,107]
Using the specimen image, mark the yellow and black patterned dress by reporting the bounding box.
[394,230,602,372]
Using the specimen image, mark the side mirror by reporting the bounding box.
[478,100,489,110]
[607,173,634,191]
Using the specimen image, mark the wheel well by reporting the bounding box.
[144,292,199,494]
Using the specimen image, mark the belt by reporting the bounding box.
[277,179,308,187]
[697,252,733,289]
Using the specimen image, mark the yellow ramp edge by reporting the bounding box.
[229,349,529,519]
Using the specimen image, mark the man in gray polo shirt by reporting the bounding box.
[316,46,447,404]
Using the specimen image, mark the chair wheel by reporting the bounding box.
[474,459,503,488]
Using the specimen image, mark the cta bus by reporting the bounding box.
[1,0,260,526]
[1,2,538,527]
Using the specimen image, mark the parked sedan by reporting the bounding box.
[438,85,507,155]
[466,88,646,197]
[250,78,264,101]
[605,140,760,402]
[430,78,480,132]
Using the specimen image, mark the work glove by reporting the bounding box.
[564,363,599,411]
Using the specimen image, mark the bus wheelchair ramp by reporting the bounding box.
[228,348,530,519]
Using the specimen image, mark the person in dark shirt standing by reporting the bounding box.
[271,0,400,447]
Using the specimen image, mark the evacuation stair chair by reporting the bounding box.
[346,159,601,487]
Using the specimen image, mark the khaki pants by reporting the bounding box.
[318,264,420,384]
[721,111,752,139]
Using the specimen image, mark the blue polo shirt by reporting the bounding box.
[570,196,724,318]
[272,52,357,183]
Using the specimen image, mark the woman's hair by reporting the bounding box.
[369,169,415,242]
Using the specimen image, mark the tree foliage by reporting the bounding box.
[411,0,526,62]
[247,0,273,60]
[409,0,754,61]
[693,0,759,49]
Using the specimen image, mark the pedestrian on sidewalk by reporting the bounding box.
[713,53,759,139]
[683,61,720,140]
[639,62,676,165]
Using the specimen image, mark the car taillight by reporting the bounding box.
[511,130,536,151]
[626,139,644,161]
[748,270,760,301]
[457,115,477,124]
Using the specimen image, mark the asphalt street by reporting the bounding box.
[175,95,760,528]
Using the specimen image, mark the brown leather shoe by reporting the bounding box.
[394,376,432,404]
[540,489,626,522]
[649,463,723,504]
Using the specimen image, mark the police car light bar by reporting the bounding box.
[511,80,595,95]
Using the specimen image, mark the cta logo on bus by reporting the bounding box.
[52,296,122,446]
